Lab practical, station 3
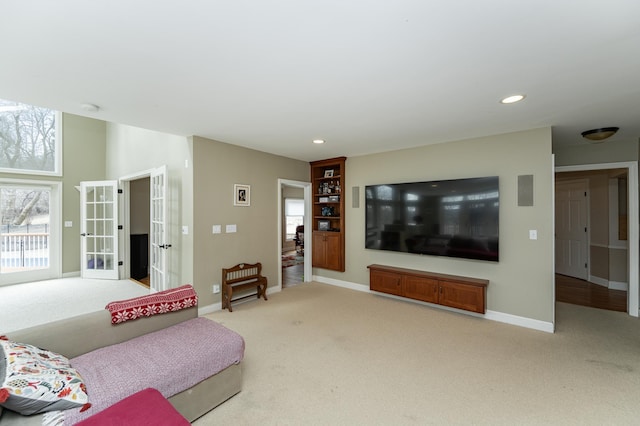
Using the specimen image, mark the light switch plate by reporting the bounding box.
[529,230,537,240]
[226,224,237,233]
[182,225,188,235]
[64,221,73,228]
[212,225,222,234]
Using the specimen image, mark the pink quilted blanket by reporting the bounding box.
[48,317,244,425]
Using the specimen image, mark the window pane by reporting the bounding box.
[0,186,50,273]
[0,99,58,174]
[286,216,303,240]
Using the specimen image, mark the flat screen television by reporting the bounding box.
[365,176,499,261]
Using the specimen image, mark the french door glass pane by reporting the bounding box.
[0,186,50,273]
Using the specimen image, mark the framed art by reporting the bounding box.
[234,184,250,206]
[318,220,330,231]
[324,169,334,178]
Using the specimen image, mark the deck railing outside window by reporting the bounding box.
[1,232,49,271]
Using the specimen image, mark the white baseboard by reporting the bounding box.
[590,275,629,291]
[198,285,281,316]
[314,275,555,333]
[62,271,81,278]
[198,303,221,316]
[484,310,554,333]
[609,281,628,291]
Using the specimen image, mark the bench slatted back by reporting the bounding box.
[223,262,263,286]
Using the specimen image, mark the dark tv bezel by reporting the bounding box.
[364,176,499,262]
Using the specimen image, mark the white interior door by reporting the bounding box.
[150,166,169,292]
[555,179,588,279]
[81,181,119,280]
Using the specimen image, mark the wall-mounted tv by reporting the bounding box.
[365,176,499,262]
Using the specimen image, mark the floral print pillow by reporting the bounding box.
[0,338,91,415]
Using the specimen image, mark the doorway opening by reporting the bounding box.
[278,179,312,291]
[555,162,638,316]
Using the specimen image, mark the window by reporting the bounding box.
[285,198,304,240]
[0,99,61,175]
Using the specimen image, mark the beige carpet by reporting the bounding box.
[0,277,149,333]
[197,282,640,425]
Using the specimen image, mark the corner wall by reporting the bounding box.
[104,123,193,287]
[318,128,555,323]
[191,136,309,309]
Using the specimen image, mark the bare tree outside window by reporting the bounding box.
[0,99,57,173]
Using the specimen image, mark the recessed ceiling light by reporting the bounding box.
[312,139,325,144]
[500,94,526,104]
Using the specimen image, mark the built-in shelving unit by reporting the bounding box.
[310,157,346,271]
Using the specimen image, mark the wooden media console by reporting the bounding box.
[367,264,488,314]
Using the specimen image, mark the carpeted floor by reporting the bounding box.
[197,282,640,425]
[0,278,149,332]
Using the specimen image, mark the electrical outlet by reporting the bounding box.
[213,284,220,294]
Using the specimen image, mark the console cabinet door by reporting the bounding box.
[438,280,485,313]
[404,275,439,303]
[370,269,402,296]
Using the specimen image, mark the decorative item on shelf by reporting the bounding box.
[323,182,330,194]
[335,181,341,193]
[329,195,339,202]
[324,169,334,178]
[321,206,334,216]
[319,197,329,202]
[318,220,330,231]
[233,184,250,206]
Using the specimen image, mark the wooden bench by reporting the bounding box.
[222,262,268,312]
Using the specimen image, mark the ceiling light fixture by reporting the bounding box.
[581,127,619,142]
[80,103,100,112]
[500,94,526,104]
[312,139,325,144]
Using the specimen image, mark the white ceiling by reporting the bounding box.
[2,1,639,162]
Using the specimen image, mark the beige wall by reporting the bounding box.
[105,123,193,287]
[317,128,555,322]
[61,114,107,274]
[191,136,309,308]
[130,177,150,235]
[554,138,639,166]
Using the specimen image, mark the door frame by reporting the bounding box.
[277,179,312,291]
[555,161,639,317]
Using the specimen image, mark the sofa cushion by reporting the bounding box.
[75,388,189,426]
[0,338,90,415]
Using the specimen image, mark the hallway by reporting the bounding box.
[555,274,627,312]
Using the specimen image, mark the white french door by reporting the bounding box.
[80,181,119,279]
[150,166,169,292]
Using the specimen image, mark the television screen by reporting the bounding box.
[365,176,499,261]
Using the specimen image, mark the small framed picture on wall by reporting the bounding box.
[234,184,250,206]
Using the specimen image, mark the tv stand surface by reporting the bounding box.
[367,264,488,314]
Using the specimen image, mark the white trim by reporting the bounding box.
[589,275,609,288]
[556,161,639,317]
[484,310,554,333]
[610,281,629,291]
[62,271,81,278]
[314,275,554,333]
